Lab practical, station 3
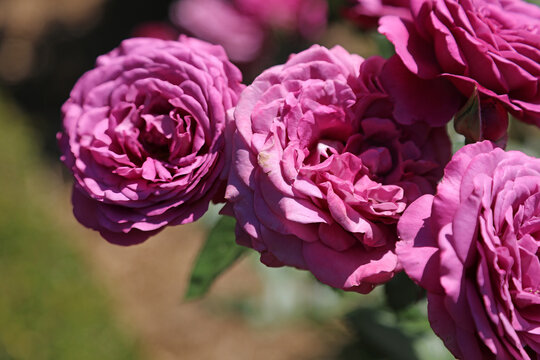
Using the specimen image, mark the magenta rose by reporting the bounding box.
[397,141,540,359]
[170,0,265,63]
[380,0,540,126]
[225,45,453,293]
[131,22,178,41]
[170,0,327,63]
[346,0,411,29]
[58,36,244,245]
[233,0,328,39]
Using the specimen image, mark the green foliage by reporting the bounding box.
[373,33,396,59]
[0,342,14,360]
[340,308,420,360]
[184,216,247,300]
[0,96,140,360]
[328,0,351,22]
[507,117,540,156]
[384,272,424,312]
[338,302,454,360]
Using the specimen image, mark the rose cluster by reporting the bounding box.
[59,0,540,358]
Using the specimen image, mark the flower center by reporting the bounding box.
[524,287,540,295]
[133,93,195,164]
[138,120,172,161]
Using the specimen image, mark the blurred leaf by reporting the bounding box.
[506,117,540,156]
[328,0,351,21]
[184,216,247,300]
[342,308,420,360]
[373,33,396,59]
[394,303,431,336]
[0,342,14,360]
[337,301,454,360]
[447,121,466,154]
[385,272,424,312]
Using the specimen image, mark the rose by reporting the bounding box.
[170,0,265,62]
[379,0,540,126]
[131,22,178,40]
[225,45,453,293]
[58,36,244,245]
[170,0,327,63]
[397,141,540,359]
[233,0,328,39]
[346,0,411,29]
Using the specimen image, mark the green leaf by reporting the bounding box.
[341,308,420,360]
[184,216,247,300]
[373,32,396,59]
[384,272,424,312]
[0,341,14,360]
[328,0,350,21]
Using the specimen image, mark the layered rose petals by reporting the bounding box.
[170,0,265,63]
[346,0,411,29]
[59,36,244,244]
[171,0,327,63]
[398,141,540,359]
[226,45,453,293]
[233,0,328,39]
[380,0,540,125]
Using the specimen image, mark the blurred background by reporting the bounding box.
[1,0,539,359]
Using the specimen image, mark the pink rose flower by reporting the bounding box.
[346,0,411,29]
[397,141,540,359]
[379,0,540,125]
[131,22,179,41]
[225,45,452,293]
[233,0,328,38]
[170,0,265,63]
[170,0,327,63]
[58,36,244,245]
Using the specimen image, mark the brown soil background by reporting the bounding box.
[61,196,348,360]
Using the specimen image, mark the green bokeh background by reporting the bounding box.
[0,98,141,360]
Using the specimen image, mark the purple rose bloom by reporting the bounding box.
[131,22,179,41]
[397,141,540,359]
[170,0,265,63]
[233,0,328,39]
[379,0,540,125]
[170,0,327,63]
[346,0,411,29]
[225,45,452,293]
[58,36,244,245]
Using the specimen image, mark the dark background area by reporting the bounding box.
[1,0,174,157]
